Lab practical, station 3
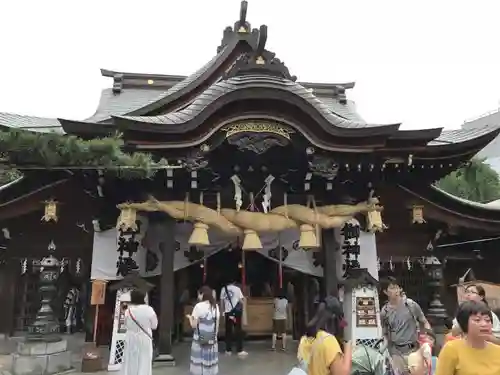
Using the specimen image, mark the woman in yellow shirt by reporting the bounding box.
[296,300,352,375]
[435,300,500,375]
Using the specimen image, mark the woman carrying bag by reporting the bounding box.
[187,286,220,375]
[121,290,158,375]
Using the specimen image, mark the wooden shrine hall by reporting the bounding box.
[2,0,500,366]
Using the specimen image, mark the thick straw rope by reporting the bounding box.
[117,197,381,235]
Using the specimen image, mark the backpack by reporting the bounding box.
[196,307,218,347]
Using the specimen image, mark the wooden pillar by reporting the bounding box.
[156,217,176,364]
[321,229,338,297]
[0,262,16,336]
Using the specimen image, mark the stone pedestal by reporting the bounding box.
[11,339,73,375]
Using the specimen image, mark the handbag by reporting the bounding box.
[196,307,218,347]
[224,285,243,317]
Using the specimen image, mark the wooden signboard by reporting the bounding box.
[356,296,377,327]
[91,280,107,306]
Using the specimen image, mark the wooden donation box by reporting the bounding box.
[183,297,293,337]
[342,269,382,347]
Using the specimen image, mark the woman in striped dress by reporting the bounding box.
[187,286,220,375]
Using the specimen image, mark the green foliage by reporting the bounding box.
[0,168,22,185]
[436,158,500,203]
[0,129,168,179]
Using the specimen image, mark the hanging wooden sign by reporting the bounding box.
[355,296,377,327]
[91,280,107,305]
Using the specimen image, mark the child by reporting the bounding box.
[408,329,436,375]
[271,290,288,351]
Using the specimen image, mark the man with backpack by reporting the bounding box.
[380,277,431,375]
[220,279,248,357]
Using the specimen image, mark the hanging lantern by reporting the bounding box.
[412,205,426,224]
[367,207,387,233]
[41,199,58,222]
[242,229,262,250]
[189,192,210,246]
[116,207,138,232]
[298,224,319,249]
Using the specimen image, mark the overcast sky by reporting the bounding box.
[1,0,500,130]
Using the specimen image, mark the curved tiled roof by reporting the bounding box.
[400,184,500,223]
[115,74,399,132]
[84,88,168,123]
[0,112,64,134]
[428,125,500,146]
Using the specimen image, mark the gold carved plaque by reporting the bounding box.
[222,121,294,140]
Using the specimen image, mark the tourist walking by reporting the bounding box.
[121,290,158,375]
[380,276,431,375]
[435,300,500,375]
[187,286,220,375]
[450,284,500,344]
[271,289,288,351]
[220,279,247,357]
[295,298,352,375]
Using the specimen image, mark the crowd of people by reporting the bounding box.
[116,276,500,375]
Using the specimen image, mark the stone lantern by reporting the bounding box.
[28,240,61,340]
[11,241,72,375]
[424,256,447,334]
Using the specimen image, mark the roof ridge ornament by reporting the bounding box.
[333,85,347,104]
[112,73,124,95]
[224,25,297,82]
[217,1,251,53]
[234,0,250,33]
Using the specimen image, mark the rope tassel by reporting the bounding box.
[188,191,210,245]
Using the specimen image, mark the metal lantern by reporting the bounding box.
[412,205,426,224]
[41,199,58,223]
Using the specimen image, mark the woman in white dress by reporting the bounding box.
[121,290,158,375]
[187,286,220,375]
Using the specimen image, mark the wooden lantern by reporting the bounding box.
[41,199,58,222]
[412,205,426,224]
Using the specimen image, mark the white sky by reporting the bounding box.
[1,0,500,130]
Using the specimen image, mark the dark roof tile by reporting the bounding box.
[428,125,500,145]
[116,75,394,130]
[0,113,64,134]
